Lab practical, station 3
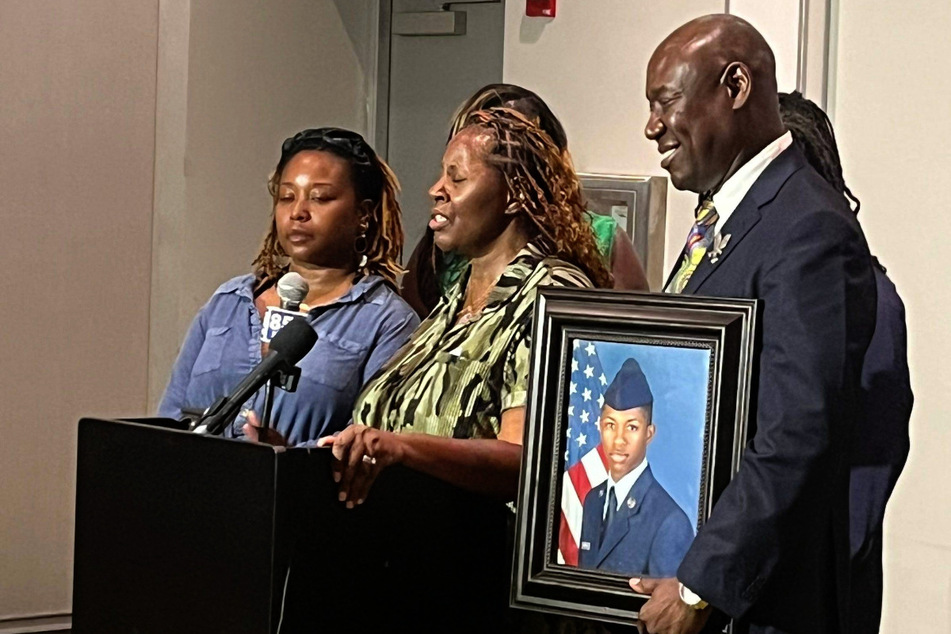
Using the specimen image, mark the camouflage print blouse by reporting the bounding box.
[352,243,593,439]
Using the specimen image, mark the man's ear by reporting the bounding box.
[646,423,656,444]
[721,62,752,110]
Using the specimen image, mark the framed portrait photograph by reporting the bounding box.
[512,288,758,626]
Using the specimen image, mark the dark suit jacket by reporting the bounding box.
[673,146,877,634]
[578,466,694,577]
[849,260,912,634]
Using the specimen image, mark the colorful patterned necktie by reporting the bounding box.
[666,196,719,294]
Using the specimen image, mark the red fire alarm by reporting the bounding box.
[526,0,556,18]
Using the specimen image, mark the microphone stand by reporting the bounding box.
[259,367,302,439]
[257,304,328,438]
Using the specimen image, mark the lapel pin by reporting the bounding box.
[599,489,604,498]
[581,541,591,551]
[627,497,637,509]
[709,233,731,263]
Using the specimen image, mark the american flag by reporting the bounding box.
[558,339,610,565]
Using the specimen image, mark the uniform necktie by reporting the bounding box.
[600,486,617,547]
[667,196,719,294]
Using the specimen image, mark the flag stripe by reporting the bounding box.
[581,444,609,486]
[558,339,610,565]
[567,459,593,500]
[558,512,579,565]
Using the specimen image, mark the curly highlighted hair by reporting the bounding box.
[460,108,612,288]
[449,83,568,152]
[252,127,405,287]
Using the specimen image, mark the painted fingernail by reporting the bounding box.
[346,501,354,509]
[356,498,364,506]
[333,472,341,483]
[338,491,347,502]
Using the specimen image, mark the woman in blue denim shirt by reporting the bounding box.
[158,128,419,445]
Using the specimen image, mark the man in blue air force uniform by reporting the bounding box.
[578,358,694,577]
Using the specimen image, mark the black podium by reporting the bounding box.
[73,418,511,633]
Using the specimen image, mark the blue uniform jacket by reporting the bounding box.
[578,466,694,577]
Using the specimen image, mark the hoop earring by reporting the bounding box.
[354,231,369,272]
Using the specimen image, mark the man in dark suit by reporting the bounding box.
[578,358,694,577]
[628,14,877,634]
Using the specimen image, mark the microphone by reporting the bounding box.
[261,272,311,343]
[194,317,318,435]
[277,272,309,310]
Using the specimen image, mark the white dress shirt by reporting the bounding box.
[712,131,793,235]
[603,459,649,519]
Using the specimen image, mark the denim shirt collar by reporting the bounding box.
[214,272,389,307]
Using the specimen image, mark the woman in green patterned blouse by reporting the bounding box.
[401,83,649,318]
[318,107,612,506]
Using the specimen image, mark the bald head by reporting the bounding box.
[644,14,786,194]
[652,15,777,93]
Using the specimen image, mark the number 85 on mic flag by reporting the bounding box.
[260,306,305,343]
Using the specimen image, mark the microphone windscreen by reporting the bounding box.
[268,317,318,365]
[277,272,309,309]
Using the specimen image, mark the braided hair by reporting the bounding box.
[779,91,861,214]
[252,127,404,287]
[449,83,568,152]
[461,108,612,288]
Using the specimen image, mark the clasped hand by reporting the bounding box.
[244,414,401,507]
[629,577,710,634]
[317,423,404,508]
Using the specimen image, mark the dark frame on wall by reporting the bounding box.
[512,288,758,626]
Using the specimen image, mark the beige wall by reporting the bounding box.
[0,1,159,624]
[834,1,951,631]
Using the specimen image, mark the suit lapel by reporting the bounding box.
[682,145,808,295]
[595,466,656,566]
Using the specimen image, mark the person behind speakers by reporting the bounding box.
[779,90,913,634]
[401,83,648,318]
[319,106,611,506]
[578,358,694,578]
[158,128,419,446]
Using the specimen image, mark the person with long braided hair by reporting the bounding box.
[780,91,913,634]
[158,128,418,445]
[402,83,648,318]
[320,107,610,503]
